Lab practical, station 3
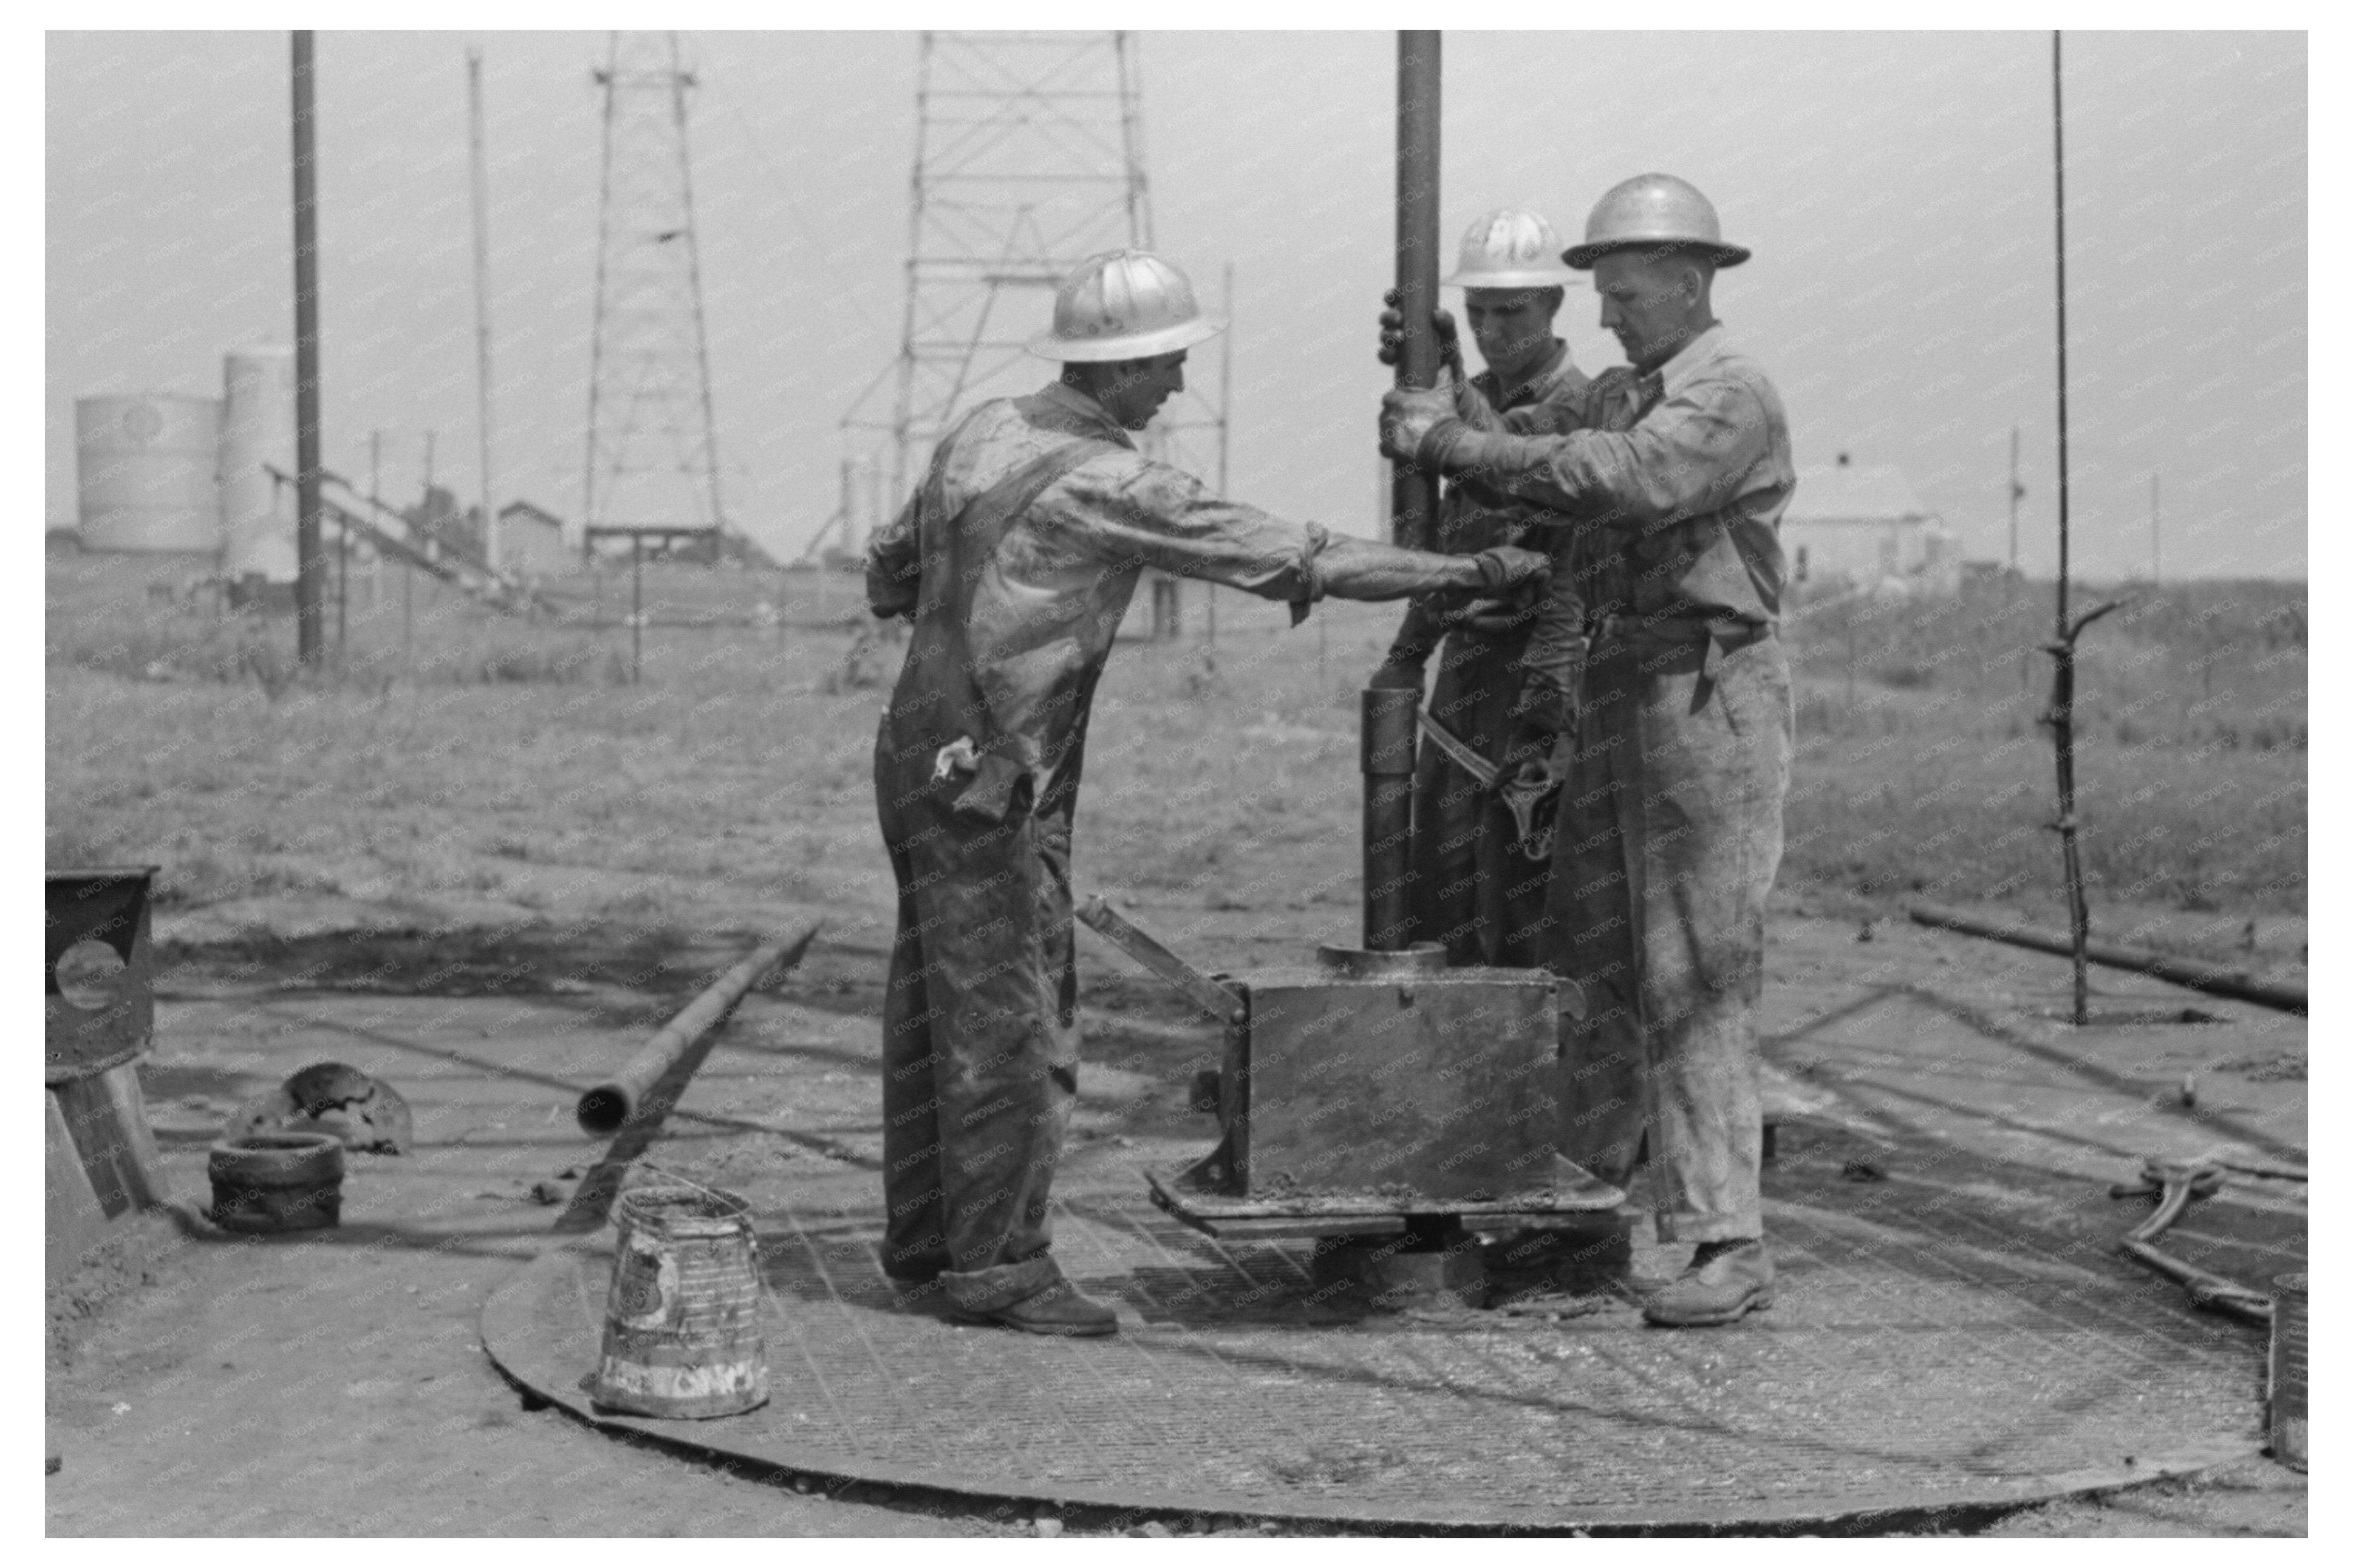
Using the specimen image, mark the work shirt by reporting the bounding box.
[1444,324,1794,632]
[868,380,1329,807]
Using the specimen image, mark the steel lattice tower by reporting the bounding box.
[583,30,725,549]
[844,31,1224,522]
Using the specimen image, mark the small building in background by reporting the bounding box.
[1782,454,1958,595]
[496,500,574,577]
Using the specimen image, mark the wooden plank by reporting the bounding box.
[52,1061,172,1218]
[46,1091,112,1275]
[1074,897,1246,1026]
[1147,1164,1614,1225]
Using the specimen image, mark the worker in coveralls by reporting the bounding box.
[1381,176,1795,1327]
[1368,209,1590,969]
[868,248,1552,1337]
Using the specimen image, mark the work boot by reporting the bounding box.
[951,1279,1119,1338]
[887,1270,955,1315]
[1642,1238,1774,1327]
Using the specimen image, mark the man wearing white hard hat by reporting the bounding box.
[1381,174,1797,1329]
[1369,208,1591,974]
[868,248,1552,1337]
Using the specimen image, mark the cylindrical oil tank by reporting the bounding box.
[219,346,298,583]
[75,395,223,554]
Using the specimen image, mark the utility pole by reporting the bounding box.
[1390,30,1442,551]
[468,47,499,575]
[291,30,325,666]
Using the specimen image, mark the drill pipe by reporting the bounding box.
[1907,902,2304,1015]
[1363,686,1418,950]
[576,924,821,1135]
[1390,30,1442,550]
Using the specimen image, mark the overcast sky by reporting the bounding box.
[46,29,2305,579]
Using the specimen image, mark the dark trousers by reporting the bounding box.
[1549,633,1792,1243]
[874,746,1078,1311]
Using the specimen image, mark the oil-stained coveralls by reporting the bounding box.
[1382,343,1588,968]
[1429,325,1795,1243]
[866,381,1352,1311]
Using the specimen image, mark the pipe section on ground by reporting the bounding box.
[1907,902,2304,1015]
[576,924,822,1134]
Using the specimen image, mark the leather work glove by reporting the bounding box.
[1368,653,1427,692]
[1379,384,1461,467]
[1377,289,1466,383]
[1472,546,1551,594]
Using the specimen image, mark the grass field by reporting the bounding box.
[46,550,2305,973]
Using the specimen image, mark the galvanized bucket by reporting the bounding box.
[592,1183,768,1419]
[2270,1272,2307,1472]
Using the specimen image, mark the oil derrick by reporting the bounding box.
[843,31,1226,523]
[583,30,726,559]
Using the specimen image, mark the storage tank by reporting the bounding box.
[219,346,298,583]
[74,394,223,554]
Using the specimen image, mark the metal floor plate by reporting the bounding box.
[483,1159,2264,1530]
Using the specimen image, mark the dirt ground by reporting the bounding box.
[47,561,2304,1536]
[46,905,2305,1537]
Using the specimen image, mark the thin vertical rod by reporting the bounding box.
[1216,261,1234,499]
[1209,259,1232,647]
[2053,30,2072,635]
[2151,472,2161,585]
[2007,424,2021,573]
[2049,28,2090,1024]
[1392,30,1442,550]
[291,30,324,666]
[468,47,499,573]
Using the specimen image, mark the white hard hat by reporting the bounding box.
[1443,208,1580,290]
[1027,249,1226,363]
[1565,174,1750,270]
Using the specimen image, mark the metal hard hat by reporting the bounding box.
[1442,208,1580,290]
[1563,174,1750,270]
[1027,249,1224,363]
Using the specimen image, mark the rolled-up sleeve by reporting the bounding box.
[1042,456,1329,603]
[1450,372,1769,527]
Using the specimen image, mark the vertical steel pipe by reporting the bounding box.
[291,31,324,664]
[1362,686,1418,950]
[1391,30,1442,551]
